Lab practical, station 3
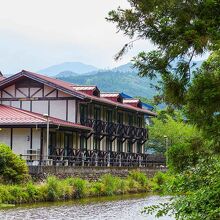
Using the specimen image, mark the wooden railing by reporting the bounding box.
[80,118,148,140]
[20,149,166,167]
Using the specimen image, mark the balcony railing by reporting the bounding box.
[80,118,148,140]
[20,149,166,168]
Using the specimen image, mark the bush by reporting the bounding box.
[72,178,88,198]
[167,137,207,173]
[145,157,220,219]
[46,176,62,201]
[90,182,104,196]
[129,170,148,187]
[0,143,29,183]
[101,174,117,196]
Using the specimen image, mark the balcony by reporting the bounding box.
[21,149,166,168]
[80,118,148,141]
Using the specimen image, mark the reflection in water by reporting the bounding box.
[0,194,174,220]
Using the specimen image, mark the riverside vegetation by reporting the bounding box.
[0,143,159,206]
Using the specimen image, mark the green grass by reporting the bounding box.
[0,170,151,205]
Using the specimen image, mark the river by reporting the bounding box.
[0,194,174,220]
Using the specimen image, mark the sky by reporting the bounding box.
[0,0,207,75]
[0,0,156,75]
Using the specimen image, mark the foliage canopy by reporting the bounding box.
[107,0,220,105]
[0,143,29,183]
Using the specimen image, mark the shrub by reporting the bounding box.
[129,170,148,187]
[90,182,104,196]
[72,178,88,198]
[167,137,206,173]
[46,176,62,201]
[101,174,117,196]
[116,178,129,194]
[26,182,42,202]
[0,143,29,183]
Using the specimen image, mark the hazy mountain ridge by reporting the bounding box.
[57,70,157,98]
[38,61,98,76]
[42,60,204,99]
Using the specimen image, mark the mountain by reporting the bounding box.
[55,60,204,99]
[56,71,79,78]
[57,70,157,98]
[112,63,137,73]
[38,62,98,76]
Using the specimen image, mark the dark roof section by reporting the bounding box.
[0,70,157,116]
[0,70,85,99]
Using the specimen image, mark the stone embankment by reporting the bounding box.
[29,165,166,181]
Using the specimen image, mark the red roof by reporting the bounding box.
[0,76,5,81]
[0,105,92,131]
[0,70,157,116]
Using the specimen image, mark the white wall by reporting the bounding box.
[1,83,77,123]
[12,128,30,155]
[50,100,66,120]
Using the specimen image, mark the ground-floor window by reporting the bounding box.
[64,133,73,156]
[80,136,87,150]
[117,139,123,152]
[137,142,142,154]
[127,141,133,153]
[49,132,56,156]
[93,137,100,151]
[106,137,112,152]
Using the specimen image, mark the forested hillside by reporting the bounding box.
[57,70,157,98]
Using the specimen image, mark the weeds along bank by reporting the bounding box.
[0,171,153,205]
[0,143,163,205]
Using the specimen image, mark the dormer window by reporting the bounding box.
[123,98,142,108]
[72,86,100,97]
[100,92,123,103]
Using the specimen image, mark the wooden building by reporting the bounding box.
[0,70,160,167]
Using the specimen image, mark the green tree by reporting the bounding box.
[186,50,220,147]
[107,0,220,106]
[147,112,207,171]
[0,144,29,183]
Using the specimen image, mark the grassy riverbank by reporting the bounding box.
[0,170,157,205]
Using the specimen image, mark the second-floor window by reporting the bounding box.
[94,107,101,120]
[80,104,88,123]
[137,116,142,127]
[117,112,123,124]
[128,114,133,126]
[106,110,113,122]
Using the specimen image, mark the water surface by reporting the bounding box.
[0,194,174,220]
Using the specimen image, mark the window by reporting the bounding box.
[137,116,142,127]
[80,136,87,150]
[137,142,142,153]
[128,114,133,126]
[49,132,56,156]
[117,112,123,124]
[80,105,88,123]
[106,110,113,122]
[127,141,133,153]
[93,137,100,150]
[117,139,123,152]
[94,107,101,120]
[64,133,73,157]
[106,137,112,152]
